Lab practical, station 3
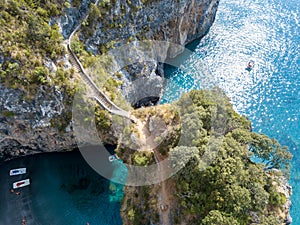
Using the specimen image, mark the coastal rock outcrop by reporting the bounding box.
[83,0,220,53]
[0,0,220,160]
[0,84,76,161]
[60,0,220,107]
[89,0,220,106]
[272,169,293,225]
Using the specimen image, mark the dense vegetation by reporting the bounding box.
[124,89,292,225]
[0,0,129,132]
[171,89,291,225]
[0,0,81,96]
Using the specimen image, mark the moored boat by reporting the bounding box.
[108,154,120,162]
[9,168,26,176]
[246,60,255,71]
[13,179,30,189]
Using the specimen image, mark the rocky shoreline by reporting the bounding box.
[0,84,76,161]
[273,169,293,225]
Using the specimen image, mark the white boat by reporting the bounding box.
[9,168,26,176]
[108,154,120,162]
[246,60,255,71]
[13,179,30,189]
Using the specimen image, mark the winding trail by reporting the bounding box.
[65,0,130,119]
[65,3,172,224]
[153,150,171,225]
[133,117,171,225]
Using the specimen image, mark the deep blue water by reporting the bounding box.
[161,0,299,223]
[0,150,123,225]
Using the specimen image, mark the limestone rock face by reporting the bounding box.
[83,0,220,54]
[122,72,163,108]
[59,0,97,39]
[79,0,220,106]
[0,84,76,161]
[275,171,293,225]
[59,0,219,107]
[0,0,219,160]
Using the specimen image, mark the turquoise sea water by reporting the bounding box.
[161,0,299,223]
[0,149,123,225]
[0,0,299,224]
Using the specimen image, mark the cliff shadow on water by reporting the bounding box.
[0,146,123,225]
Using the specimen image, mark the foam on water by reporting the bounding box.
[161,0,300,222]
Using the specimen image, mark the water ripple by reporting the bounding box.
[162,0,299,222]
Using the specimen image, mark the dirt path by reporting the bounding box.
[153,150,172,225]
[131,114,172,225]
[131,115,156,150]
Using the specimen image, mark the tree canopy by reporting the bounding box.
[169,89,291,225]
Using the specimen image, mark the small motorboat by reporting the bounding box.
[246,60,255,71]
[9,168,26,176]
[13,179,30,189]
[108,154,120,162]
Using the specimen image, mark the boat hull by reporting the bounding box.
[9,168,26,176]
[13,179,30,189]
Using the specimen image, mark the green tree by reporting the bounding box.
[249,133,292,172]
[168,90,291,225]
[202,210,239,225]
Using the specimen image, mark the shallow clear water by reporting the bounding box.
[161,0,299,222]
[0,150,123,225]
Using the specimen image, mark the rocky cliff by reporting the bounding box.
[61,0,220,107]
[0,84,76,161]
[0,0,220,160]
[60,0,220,50]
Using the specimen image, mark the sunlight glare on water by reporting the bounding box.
[161,0,300,222]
